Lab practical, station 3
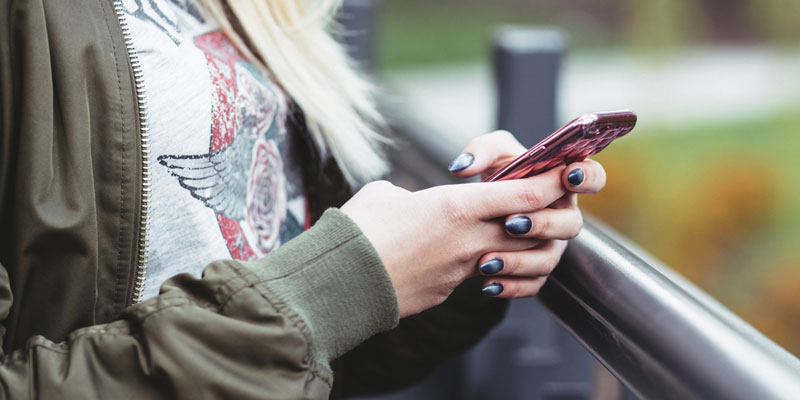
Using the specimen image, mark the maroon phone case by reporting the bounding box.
[483,110,637,182]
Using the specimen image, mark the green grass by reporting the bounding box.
[375,0,800,70]
[377,0,612,70]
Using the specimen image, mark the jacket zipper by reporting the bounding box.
[114,0,151,304]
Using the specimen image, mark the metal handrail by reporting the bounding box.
[541,218,800,399]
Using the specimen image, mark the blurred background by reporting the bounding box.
[374,0,800,358]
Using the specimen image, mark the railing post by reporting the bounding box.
[494,27,567,145]
[337,0,381,73]
[467,26,598,400]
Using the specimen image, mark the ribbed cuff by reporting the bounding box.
[245,208,399,364]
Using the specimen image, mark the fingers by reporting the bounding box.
[478,240,568,298]
[480,219,541,253]
[481,276,549,299]
[448,131,527,178]
[562,159,606,194]
[504,205,583,240]
[477,240,566,277]
[439,166,567,220]
[550,193,578,209]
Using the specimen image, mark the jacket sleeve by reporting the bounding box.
[330,278,508,398]
[0,209,399,399]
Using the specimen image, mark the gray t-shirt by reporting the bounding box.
[120,0,307,301]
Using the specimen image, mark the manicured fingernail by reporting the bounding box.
[482,282,504,296]
[448,153,474,172]
[568,168,585,186]
[479,258,504,275]
[505,216,532,235]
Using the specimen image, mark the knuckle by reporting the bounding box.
[453,249,473,266]
[504,282,521,298]
[586,165,607,192]
[491,129,513,139]
[436,292,451,306]
[502,254,519,275]
[559,210,583,239]
[514,254,528,275]
[466,135,482,148]
[443,271,465,291]
[370,179,392,187]
[519,186,545,210]
[499,130,515,141]
[362,180,393,193]
[534,276,549,293]
[451,240,477,265]
[440,195,471,226]
[569,214,584,238]
[531,213,552,237]
[541,251,561,274]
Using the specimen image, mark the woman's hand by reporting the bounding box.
[341,131,605,317]
[448,130,606,298]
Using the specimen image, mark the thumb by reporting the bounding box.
[449,131,527,178]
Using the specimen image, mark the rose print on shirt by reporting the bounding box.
[247,140,286,253]
[158,31,290,259]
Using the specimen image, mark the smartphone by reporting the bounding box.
[483,110,637,182]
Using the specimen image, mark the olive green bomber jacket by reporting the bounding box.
[0,0,507,398]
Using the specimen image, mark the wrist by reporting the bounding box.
[244,208,400,364]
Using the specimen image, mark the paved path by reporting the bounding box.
[384,47,800,150]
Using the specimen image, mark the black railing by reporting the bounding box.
[542,218,800,399]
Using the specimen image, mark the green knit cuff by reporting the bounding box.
[245,208,399,364]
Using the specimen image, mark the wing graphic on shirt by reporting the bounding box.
[157,133,253,220]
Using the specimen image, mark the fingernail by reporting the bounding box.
[505,216,532,235]
[482,282,504,296]
[448,153,474,172]
[567,168,585,186]
[479,258,504,275]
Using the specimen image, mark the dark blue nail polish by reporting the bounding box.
[567,168,585,186]
[448,153,474,172]
[505,216,532,235]
[482,283,503,296]
[479,258,504,275]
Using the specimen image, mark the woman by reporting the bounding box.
[0,0,605,398]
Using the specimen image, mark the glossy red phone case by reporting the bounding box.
[484,110,637,182]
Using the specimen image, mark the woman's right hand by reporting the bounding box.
[340,164,601,319]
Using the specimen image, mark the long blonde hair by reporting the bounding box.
[200,0,389,186]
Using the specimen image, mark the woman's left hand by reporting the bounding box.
[448,130,607,298]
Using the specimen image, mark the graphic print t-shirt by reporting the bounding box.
[120,0,308,301]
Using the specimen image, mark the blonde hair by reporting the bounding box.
[200,0,390,185]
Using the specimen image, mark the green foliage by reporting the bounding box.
[746,0,800,45]
[621,0,704,51]
[378,1,541,69]
[377,0,800,70]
